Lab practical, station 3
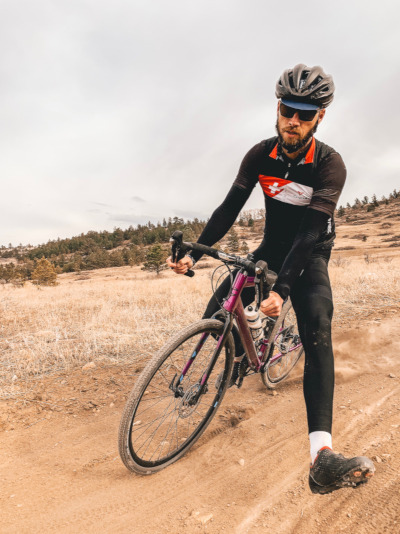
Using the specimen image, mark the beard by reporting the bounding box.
[275,119,319,154]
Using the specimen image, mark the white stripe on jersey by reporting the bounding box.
[258,176,314,206]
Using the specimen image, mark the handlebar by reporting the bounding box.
[169,231,277,309]
[170,231,257,275]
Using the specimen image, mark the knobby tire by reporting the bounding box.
[118,319,234,474]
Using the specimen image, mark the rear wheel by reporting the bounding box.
[261,299,304,389]
[118,319,234,474]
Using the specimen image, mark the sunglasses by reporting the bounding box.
[280,102,319,122]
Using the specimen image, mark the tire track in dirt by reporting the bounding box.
[1,318,400,533]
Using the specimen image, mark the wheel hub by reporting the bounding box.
[178,383,203,418]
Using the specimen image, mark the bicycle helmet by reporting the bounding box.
[275,64,335,108]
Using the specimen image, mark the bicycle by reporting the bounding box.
[118,231,304,474]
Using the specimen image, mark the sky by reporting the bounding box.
[1,0,400,246]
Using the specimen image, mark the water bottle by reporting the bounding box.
[245,305,263,341]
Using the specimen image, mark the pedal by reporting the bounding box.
[234,357,249,389]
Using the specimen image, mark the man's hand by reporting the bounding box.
[260,291,283,317]
[166,255,193,275]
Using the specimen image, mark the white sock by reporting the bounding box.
[309,431,332,464]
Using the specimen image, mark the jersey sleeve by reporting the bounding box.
[233,142,265,191]
[308,152,346,217]
[190,143,263,263]
[191,184,253,263]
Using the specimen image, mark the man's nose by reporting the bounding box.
[289,113,301,125]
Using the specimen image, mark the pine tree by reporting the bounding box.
[142,244,167,275]
[241,241,249,255]
[337,205,345,217]
[226,228,240,252]
[31,258,58,286]
[109,250,124,267]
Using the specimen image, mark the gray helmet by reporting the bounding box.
[275,64,335,108]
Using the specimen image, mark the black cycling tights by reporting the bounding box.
[203,248,334,434]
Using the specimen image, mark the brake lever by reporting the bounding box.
[170,231,195,278]
[254,265,263,312]
[254,260,277,311]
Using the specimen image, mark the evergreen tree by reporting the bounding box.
[142,244,167,275]
[31,258,58,286]
[337,205,345,217]
[0,263,16,283]
[109,250,124,267]
[226,228,240,252]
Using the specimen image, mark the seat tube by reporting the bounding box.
[223,271,260,369]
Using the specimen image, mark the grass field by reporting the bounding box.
[1,250,399,398]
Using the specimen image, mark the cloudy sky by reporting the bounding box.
[2,0,399,246]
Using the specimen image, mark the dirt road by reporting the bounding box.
[2,318,400,534]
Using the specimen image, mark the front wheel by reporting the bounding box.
[261,298,304,389]
[118,319,234,474]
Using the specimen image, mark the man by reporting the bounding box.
[167,64,375,494]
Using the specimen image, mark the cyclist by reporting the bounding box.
[167,64,374,494]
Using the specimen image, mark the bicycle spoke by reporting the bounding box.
[119,319,233,471]
[149,405,179,461]
[132,398,176,445]
[136,401,178,457]
[263,301,303,388]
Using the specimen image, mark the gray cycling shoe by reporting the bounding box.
[309,447,375,494]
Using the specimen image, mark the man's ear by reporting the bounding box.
[318,109,326,124]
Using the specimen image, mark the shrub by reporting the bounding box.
[141,244,168,275]
[31,258,58,286]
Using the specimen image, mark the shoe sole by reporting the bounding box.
[309,460,375,495]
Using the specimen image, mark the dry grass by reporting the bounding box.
[330,255,400,323]
[0,266,213,397]
[1,251,399,398]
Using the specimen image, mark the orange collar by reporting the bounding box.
[269,137,316,164]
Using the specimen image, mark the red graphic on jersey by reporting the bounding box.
[304,137,316,164]
[258,176,292,197]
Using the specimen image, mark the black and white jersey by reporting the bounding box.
[233,137,346,249]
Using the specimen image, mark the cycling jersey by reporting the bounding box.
[192,136,346,299]
[233,136,346,248]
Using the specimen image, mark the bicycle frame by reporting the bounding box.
[172,267,302,403]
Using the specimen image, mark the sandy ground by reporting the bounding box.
[2,316,400,534]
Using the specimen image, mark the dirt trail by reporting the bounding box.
[2,318,400,534]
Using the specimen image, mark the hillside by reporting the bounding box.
[1,193,399,283]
